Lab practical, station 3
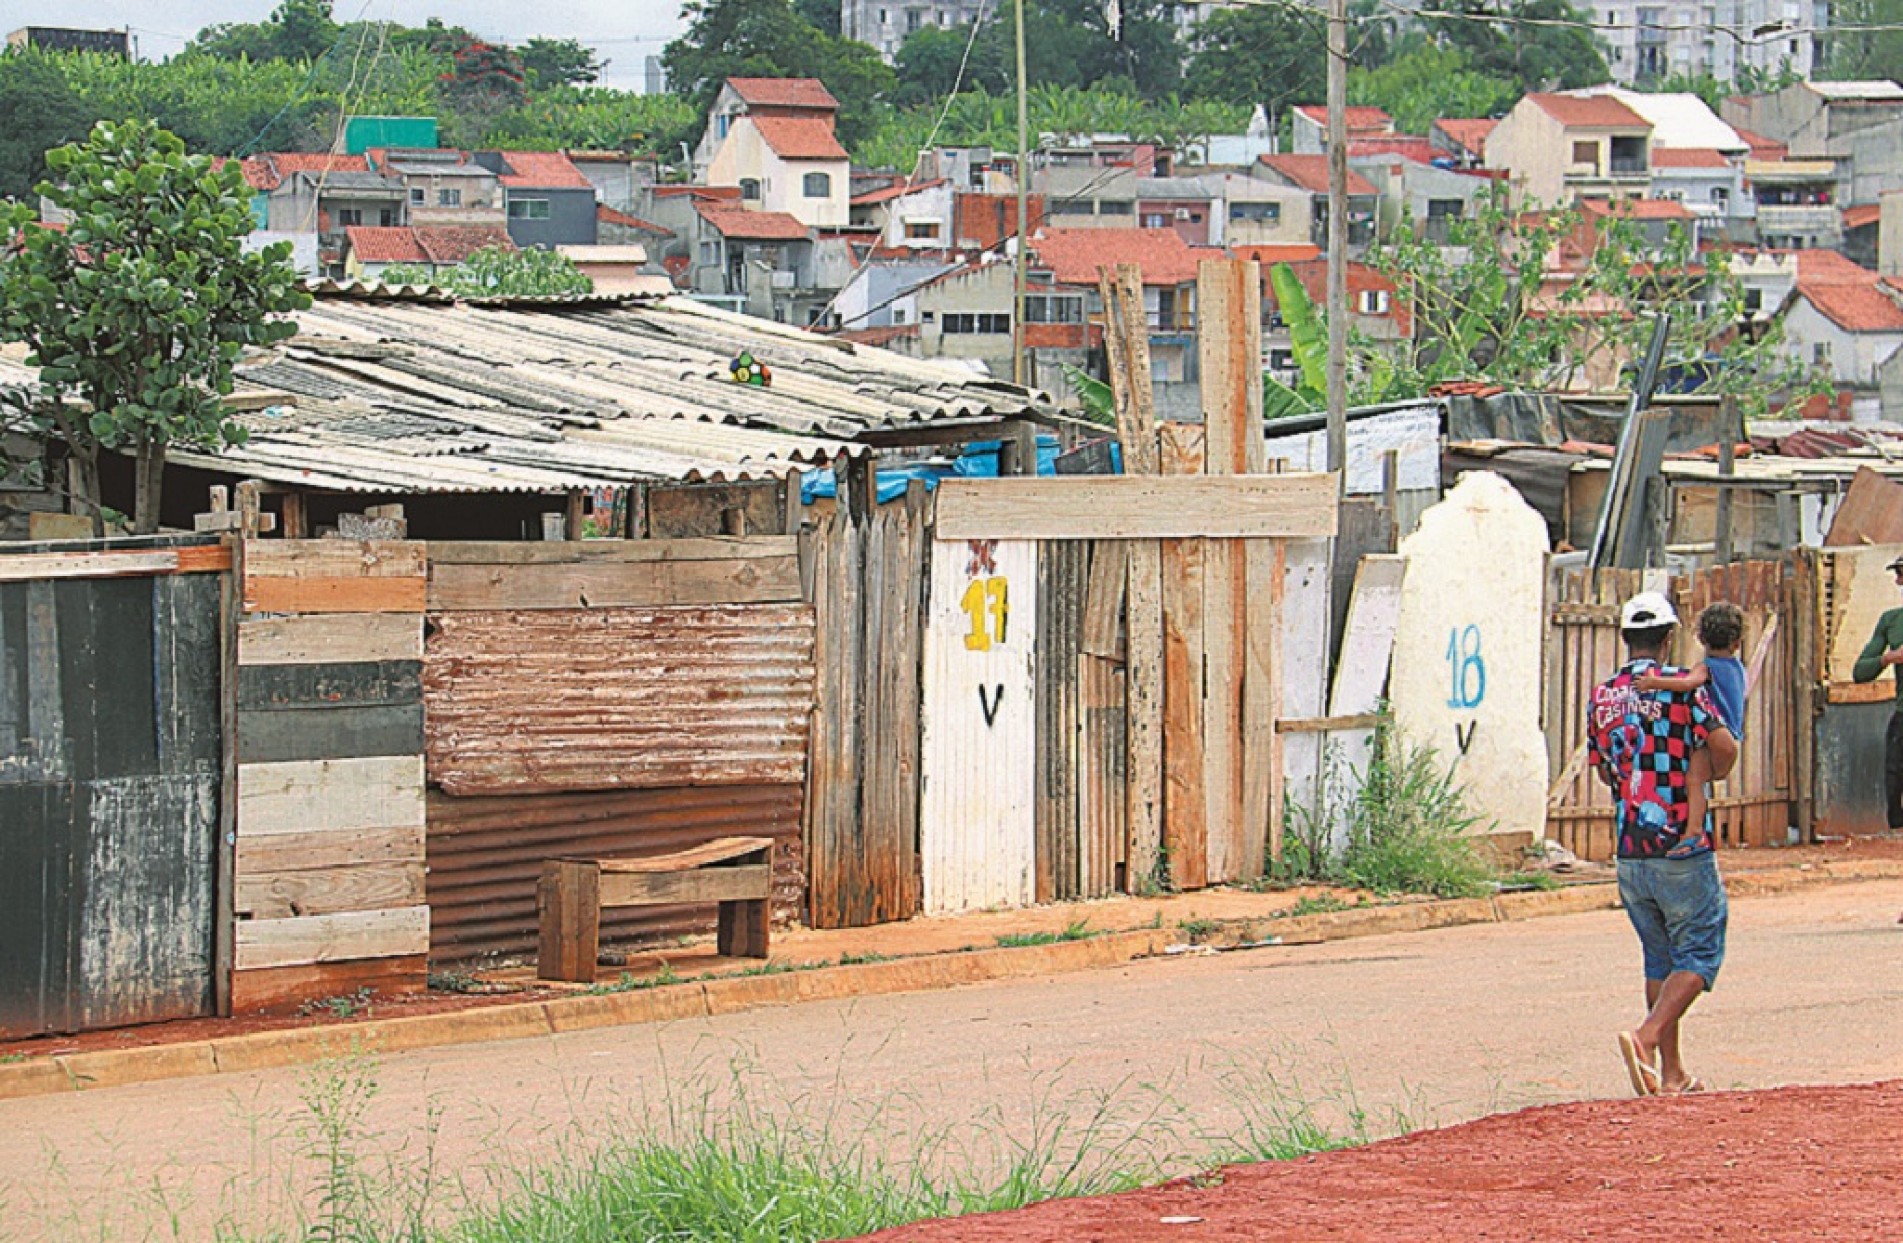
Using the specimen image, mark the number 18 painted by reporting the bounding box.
[1445,624,1485,709]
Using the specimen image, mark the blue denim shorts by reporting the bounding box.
[1617,851,1728,990]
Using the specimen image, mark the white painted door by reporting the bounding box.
[920,537,1038,914]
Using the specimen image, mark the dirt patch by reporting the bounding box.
[859,1082,1903,1242]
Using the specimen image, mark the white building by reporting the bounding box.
[1587,1,1824,84]
[696,78,851,230]
[839,0,987,61]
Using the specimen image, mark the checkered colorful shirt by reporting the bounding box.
[1588,659,1720,859]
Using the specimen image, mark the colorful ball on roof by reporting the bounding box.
[729,351,772,387]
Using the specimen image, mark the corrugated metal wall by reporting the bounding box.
[0,549,222,1038]
[426,785,803,963]
[424,605,815,795]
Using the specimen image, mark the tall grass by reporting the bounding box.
[1279,724,1498,899]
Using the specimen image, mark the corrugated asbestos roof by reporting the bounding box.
[122,291,1053,494]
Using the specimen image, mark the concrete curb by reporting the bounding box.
[2,860,1896,1104]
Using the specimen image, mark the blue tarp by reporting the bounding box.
[801,435,1065,505]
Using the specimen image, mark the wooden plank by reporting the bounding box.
[1078,651,1127,896]
[237,755,425,836]
[592,836,773,871]
[934,474,1340,541]
[539,860,600,982]
[0,551,179,581]
[427,537,797,565]
[426,556,802,610]
[238,660,422,710]
[1161,537,1207,891]
[1100,264,1160,476]
[235,862,427,920]
[217,535,241,1018]
[1080,540,1129,659]
[1202,537,1246,883]
[237,702,425,764]
[244,575,427,614]
[1822,466,1903,547]
[1035,541,1085,901]
[235,824,425,877]
[233,905,430,970]
[1327,555,1405,715]
[1197,258,1265,476]
[243,540,426,580]
[174,545,233,574]
[1827,680,1896,705]
[599,864,772,906]
[239,613,423,666]
[717,894,770,958]
[230,954,426,1015]
[1124,539,1165,892]
[1248,539,1286,868]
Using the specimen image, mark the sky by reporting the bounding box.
[46,2,690,91]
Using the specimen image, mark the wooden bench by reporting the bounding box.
[537,836,774,983]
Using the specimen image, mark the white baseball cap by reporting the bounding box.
[1620,591,1679,630]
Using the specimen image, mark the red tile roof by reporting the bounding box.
[1581,197,1694,220]
[1347,137,1443,164]
[835,324,920,347]
[695,205,810,240]
[1796,250,1876,283]
[242,151,372,192]
[654,184,742,201]
[851,178,947,207]
[346,226,428,264]
[1435,118,1497,155]
[1797,280,1903,334]
[598,204,672,234]
[493,150,592,188]
[726,77,839,111]
[347,225,515,266]
[749,115,849,161]
[1732,126,1789,161]
[1843,203,1883,230]
[1256,154,1377,196]
[1526,93,1650,129]
[1650,147,1731,169]
[1293,104,1393,133]
[1031,227,1221,287]
[1232,244,1323,265]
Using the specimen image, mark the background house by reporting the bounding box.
[476,150,599,249]
[1486,93,1651,207]
[698,78,851,229]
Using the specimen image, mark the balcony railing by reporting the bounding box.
[1756,204,1841,233]
[1146,310,1195,332]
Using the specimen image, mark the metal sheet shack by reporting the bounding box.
[0,287,1064,1030]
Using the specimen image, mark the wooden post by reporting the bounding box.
[1001,419,1040,476]
[537,860,601,984]
[721,505,750,537]
[1715,410,1736,563]
[565,490,587,541]
[281,491,308,540]
[235,480,264,539]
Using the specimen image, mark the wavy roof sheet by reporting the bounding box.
[131,292,1053,494]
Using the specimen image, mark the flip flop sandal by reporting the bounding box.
[1667,1078,1708,1094]
[1618,1031,1661,1097]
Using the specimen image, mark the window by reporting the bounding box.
[893,308,908,324]
[1229,201,1281,223]
[903,219,939,240]
[409,187,425,204]
[1358,289,1390,315]
[1096,199,1132,216]
[718,115,731,139]
[1572,140,1598,167]
[337,208,363,226]
[1141,212,1169,228]
[803,171,832,198]
[1268,349,1295,372]
[740,177,762,200]
[1744,288,1763,314]
[379,208,395,226]
[1024,295,1083,324]
[437,188,462,207]
[878,7,888,21]
[906,8,923,29]
[942,312,1011,334]
[699,241,720,264]
[1813,342,1832,366]
[1426,198,1462,220]
[508,197,551,220]
[1711,186,1730,207]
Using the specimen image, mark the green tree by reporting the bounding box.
[438,38,529,148]
[1185,4,1327,124]
[1424,0,1609,93]
[518,37,607,89]
[1818,0,1903,82]
[0,120,309,533]
[794,0,843,37]
[1370,189,1818,417]
[663,0,897,148]
[1348,44,1517,134]
[380,245,594,297]
[191,0,341,63]
[0,50,102,200]
[894,25,1009,108]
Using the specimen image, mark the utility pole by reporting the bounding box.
[1012,0,1031,387]
[1325,0,1349,490]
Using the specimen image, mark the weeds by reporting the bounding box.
[586,964,683,995]
[0,1052,24,1064]
[299,988,374,1021]
[1273,725,1497,900]
[1277,894,1355,919]
[1177,918,1222,942]
[837,952,893,966]
[996,919,1096,948]
[1498,871,1562,892]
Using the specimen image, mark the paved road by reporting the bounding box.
[5,880,1901,1240]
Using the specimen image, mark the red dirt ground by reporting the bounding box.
[860,1082,1903,1242]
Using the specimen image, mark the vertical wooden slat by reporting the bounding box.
[1125,540,1165,892]
[1242,539,1283,874]
[1079,540,1129,895]
[1202,537,1244,882]
[1034,541,1085,902]
[1161,537,1208,891]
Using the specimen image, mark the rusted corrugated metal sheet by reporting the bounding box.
[919,538,1039,914]
[425,785,803,964]
[423,605,815,796]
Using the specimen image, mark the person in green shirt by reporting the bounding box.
[1851,553,1903,831]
